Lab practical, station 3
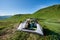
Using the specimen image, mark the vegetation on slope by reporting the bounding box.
[34,5,60,19]
[0,4,60,40]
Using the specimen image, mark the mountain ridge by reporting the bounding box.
[33,4,60,19]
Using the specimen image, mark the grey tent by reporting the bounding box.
[17,18,43,35]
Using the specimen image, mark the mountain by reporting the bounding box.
[0,16,11,20]
[0,4,60,40]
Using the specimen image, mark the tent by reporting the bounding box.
[17,18,44,35]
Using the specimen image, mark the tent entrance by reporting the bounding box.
[24,19,37,30]
[24,23,37,30]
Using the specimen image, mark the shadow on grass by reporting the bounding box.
[43,28,60,36]
[43,25,60,39]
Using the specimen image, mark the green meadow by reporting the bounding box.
[0,5,60,40]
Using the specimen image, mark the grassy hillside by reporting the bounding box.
[0,4,60,40]
[34,5,60,19]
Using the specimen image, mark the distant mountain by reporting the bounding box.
[0,16,11,20]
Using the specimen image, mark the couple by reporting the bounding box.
[25,19,37,30]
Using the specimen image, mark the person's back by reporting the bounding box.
[28,23,31,28]
[25,20,30,29]
[32,22,36,28]
[29,21,37,30]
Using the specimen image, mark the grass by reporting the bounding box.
[0,4,60,40]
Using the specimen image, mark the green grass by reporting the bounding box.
[0,4,60,40]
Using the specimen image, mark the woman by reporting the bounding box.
[25,19,31,29]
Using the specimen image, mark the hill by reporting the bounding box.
[0,4,60,40]
[0,16,10,20]
[34,5,60,19]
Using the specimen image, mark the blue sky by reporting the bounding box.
[0,0,60,16]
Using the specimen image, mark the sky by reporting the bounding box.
[0,0,60,16]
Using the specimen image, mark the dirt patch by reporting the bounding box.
[0,23,19,40]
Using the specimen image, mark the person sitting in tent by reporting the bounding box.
[25,19,37,30]
[25,19,31,29]
[30,20,37,30]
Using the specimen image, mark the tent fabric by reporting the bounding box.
[17,19,43,35]
[17,22,43,35]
